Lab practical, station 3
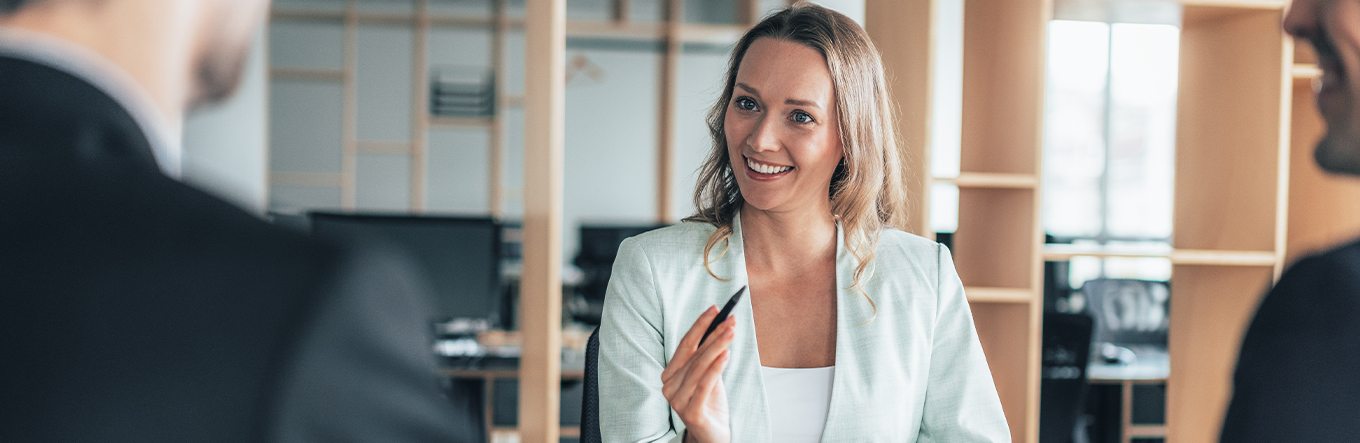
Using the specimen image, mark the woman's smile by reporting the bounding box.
[744,155,794,181]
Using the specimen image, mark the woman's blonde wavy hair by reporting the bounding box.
[683,3,910,308]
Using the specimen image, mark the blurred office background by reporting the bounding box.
[175,0,1359,442]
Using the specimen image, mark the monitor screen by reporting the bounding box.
[309,213,501,325]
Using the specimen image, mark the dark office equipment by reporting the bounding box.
[267,210,312,233]
[1040,312,1095,443]
[583,328,602,443]
[309,212,503,326]
[489,378,586,429]
[442,378,490,442]
[430,66,495,117]
[935,232,953,251]
[1080,278,1170,351]
[572,224,668,324]
[1043,235,1073,312]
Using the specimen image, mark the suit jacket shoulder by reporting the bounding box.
[1221,239,1360,442]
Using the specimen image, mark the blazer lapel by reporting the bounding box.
[723,212,773,442]
[819,221,877,441]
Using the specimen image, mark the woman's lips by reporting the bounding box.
[744,156,793,181]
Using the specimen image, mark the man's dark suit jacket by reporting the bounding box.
[0,55,469,441]
[1221,240,1360,442]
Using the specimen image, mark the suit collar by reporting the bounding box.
[0,29,178,177]
[0,53,162,175]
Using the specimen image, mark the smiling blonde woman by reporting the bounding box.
[596,4,1010,442]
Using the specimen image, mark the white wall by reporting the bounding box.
[182,28,269,214]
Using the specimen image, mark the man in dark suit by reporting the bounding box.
[0,1,467,441]
[1220,1,1360,441]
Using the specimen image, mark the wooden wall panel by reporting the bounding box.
[1167,266,1275,443]
[865,0,935,236]
[955,188,1037,289]
[1173,7,1287,252]
[959,0,1048,175]
[971,302,1037,443]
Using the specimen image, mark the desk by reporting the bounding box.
[1088,350,1169,443]
[441,358,587,443]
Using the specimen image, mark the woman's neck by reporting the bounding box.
[740,201,838,274]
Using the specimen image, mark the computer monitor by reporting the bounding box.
[309,212,502,326]
[574,223,668,302]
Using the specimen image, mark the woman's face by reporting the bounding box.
[724,37,844,214]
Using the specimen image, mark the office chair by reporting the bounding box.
[1039,312,1095,443]
[1080,278,1170,361]
[583,327,602,443]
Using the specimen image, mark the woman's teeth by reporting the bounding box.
[747,158,792,175]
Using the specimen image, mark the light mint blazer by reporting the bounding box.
[597,212,1011,442]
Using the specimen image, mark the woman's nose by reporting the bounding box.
[747,115,780,152]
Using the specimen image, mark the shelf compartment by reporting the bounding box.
[955,187,1038,289]
[965,287,1035,303]
[1174,5,1289,253]
[936,172,1038,189]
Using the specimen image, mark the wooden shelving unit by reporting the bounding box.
[869,0,1048,440]
[1168,3,1292,442]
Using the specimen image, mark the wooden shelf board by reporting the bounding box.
[1177,0,1286,9]
[1042,244,1279,266]
[1169,249,1279,266]
[935,172,1038,189]
[356,141,412,155]
[1127,425,1169,437]
[430,116,494,128]
[1293,63,1322,79]
[271,9,345,21]
[964,287,1035,303]
[566,20,665,39]
[272,8,749,44]
[270,67,345,82]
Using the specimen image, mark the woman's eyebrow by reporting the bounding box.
[737,82,821,109]
[736,82,761,97]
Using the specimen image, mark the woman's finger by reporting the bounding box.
[662,305,719,382]
[686,349,730,411]
[671,323,735,407]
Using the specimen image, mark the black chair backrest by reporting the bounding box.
[582,327,602,443]
[1040,312,1095,443]
[1080,278,1170,347]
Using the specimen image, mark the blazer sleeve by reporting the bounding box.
[597,238,687,443]
[267,246,469,443]
[918,244,1012,443]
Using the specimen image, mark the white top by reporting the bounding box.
[762,365,835,443]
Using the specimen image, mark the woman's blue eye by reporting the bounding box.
[792,111,813,123]
[736,97,758,111]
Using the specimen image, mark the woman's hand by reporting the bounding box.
[661,305,736,443]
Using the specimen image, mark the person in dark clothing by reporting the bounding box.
[0,1,467,441]
[1221,1,1360,441]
